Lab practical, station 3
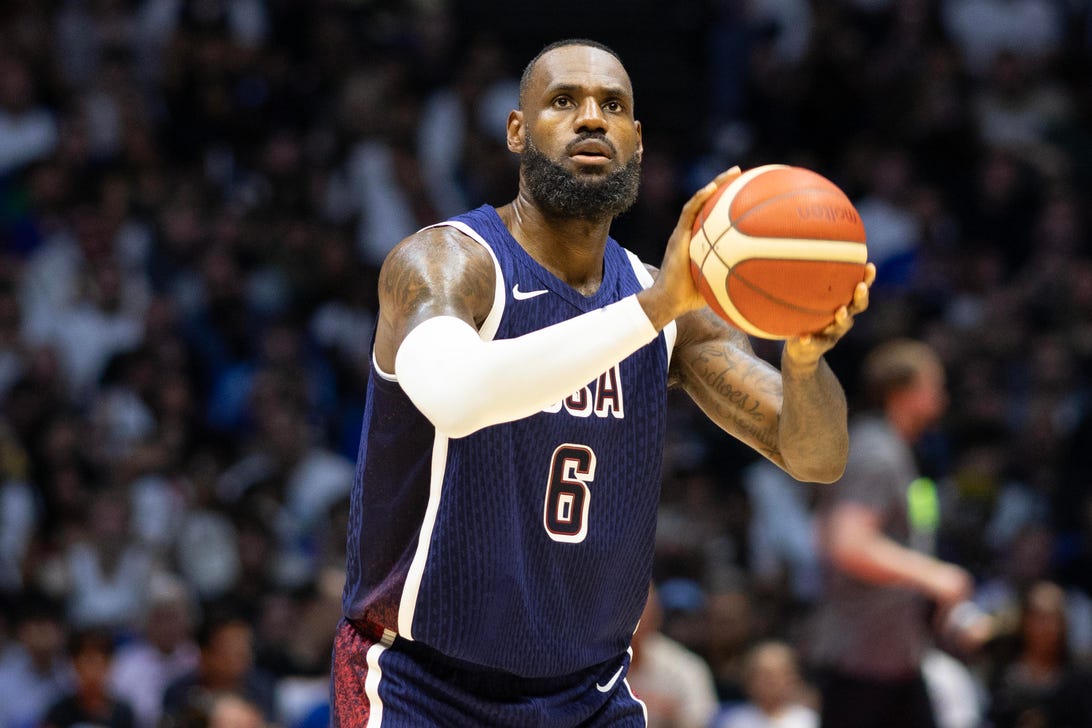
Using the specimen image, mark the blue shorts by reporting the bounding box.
[330,618,648,727]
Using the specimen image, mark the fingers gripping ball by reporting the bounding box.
[689,165,869,340]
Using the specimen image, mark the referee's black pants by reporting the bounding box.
[817,668,938,728]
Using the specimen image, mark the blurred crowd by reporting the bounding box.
[1,0,1091,727]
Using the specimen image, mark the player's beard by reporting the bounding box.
[521,135,641,220]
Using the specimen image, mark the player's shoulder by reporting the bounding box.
[379,224,496,292]
[377,221,497,324]
[386,223,488,265]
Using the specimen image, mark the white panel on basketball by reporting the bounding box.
[690,164,795,286]
[690,230,865,340]
[696,258,775,339]
[700,235,867,266]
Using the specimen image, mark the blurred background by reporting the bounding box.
[1,1,1091,726]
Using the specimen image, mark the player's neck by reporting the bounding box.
[499,195,611,295]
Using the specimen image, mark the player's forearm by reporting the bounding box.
[395,296,657,438]
[776,354,849,483]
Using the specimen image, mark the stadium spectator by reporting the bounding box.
[714,640,818,728]
[627,583,719,728]
[0,0,1089,722]
[40,627,134,728]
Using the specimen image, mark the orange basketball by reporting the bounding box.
[689,164,869,340]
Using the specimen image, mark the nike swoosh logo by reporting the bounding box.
[512,284,549,300]
[595,664,624,693]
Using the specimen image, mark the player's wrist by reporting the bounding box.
[636,287,690,331]
[781,345,821,376]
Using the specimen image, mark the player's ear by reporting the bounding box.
[635,120,643,163]
[507,109,525,153]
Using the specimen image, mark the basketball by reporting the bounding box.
[689,164,869,340]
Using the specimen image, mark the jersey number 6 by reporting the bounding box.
[543,444,596,544]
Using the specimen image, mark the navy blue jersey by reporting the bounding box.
[342,205,676,678]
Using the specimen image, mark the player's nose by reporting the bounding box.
[574,97,607,133]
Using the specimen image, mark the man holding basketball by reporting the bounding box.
[332,38,874,726]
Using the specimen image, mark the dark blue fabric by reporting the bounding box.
[342,205,669,678]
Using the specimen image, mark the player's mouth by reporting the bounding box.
[568,138,614,166]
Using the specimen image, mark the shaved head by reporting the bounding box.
[519,39,625,109]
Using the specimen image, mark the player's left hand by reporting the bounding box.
[642,166,742,329]
[784,262,876,369]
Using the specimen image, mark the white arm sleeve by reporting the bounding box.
[394,294,658,438]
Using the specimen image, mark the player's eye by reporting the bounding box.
[603,100,622,113]
[553,96,573,109]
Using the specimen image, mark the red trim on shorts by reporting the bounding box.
[331,619,384,727]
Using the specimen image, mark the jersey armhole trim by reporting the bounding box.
[371,219,507,380]
[426,219,506,342]
[373,352,397,381]
[624,249,675,364]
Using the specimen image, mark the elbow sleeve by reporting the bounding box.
[394,295,658,437]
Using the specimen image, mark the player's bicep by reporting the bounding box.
[374,227,495,373]
[671,308,785,461]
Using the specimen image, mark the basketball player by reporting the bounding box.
[332,38,874,726]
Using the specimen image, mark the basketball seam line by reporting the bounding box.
[693,172,861,334]
[727,268,844,317]
[720,183,864,246]
[697,217,719,276]
[701,184,859,314]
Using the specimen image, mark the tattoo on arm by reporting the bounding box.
[379,254,431,316]
[690,345,782,457]
[379,229,496,327]
[374,229,496,370]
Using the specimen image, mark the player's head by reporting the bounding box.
[508,39,642,220]
[862,338,948,429]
